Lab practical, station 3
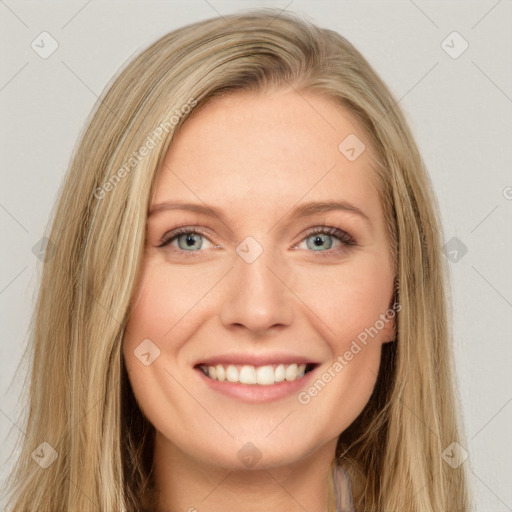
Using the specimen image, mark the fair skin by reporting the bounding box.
[123,88,396,512]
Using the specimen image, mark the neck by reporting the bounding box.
[152,433,338,512]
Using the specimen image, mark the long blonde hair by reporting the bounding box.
[3,8,471,511]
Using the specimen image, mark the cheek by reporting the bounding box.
[124,259,217,345]
[291,256,393,426]
[297,254,394,348]
[122,263,183,401]
[294,273,389,436]
[122,260,222,412]
[122,262,204,431]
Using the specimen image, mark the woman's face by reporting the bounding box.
[123,88,396,470]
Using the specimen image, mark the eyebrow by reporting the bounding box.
[149,200,371,225]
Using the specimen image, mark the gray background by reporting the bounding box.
[1,1,511,510]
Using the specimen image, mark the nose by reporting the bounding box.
[218,245,294,335]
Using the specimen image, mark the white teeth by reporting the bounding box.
[200,363,309,385]
[226,364,239,382]
[256,365,275,385]
[239,365,257,384]
[274,364,285,382]
[285,363,298,381]
[215,364,225,381]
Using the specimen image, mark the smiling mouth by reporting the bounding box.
[196,363,317,386]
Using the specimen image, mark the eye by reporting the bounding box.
[294,226,355,255]
[157,226,216,253]
[157,225,355,256]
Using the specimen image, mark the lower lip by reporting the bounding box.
[194,366,317,403]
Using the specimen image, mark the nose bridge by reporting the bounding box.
[238,239,279,292]
[218,237,294,332]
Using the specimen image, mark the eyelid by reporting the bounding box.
[295,226,355,246]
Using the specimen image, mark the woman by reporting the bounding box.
[3,8,471,511]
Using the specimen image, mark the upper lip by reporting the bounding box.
[195,353,319,367]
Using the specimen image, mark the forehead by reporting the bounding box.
[152,89,382,225]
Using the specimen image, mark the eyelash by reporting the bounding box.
[157,225,356,257]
